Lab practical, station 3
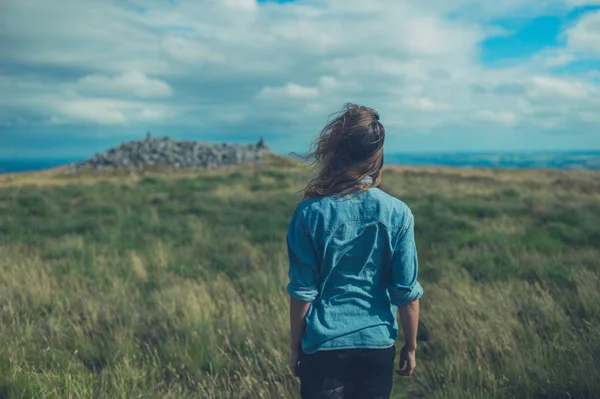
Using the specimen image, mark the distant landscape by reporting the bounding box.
[2,150,600,174]
[0,155,598,398]
[384,150,600,170]
[0,159,85,174]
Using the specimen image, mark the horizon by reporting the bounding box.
[1,142,599,172]
[1,145,600,163]
[1,0,600,156]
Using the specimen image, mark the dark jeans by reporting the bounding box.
[298,345,396,399]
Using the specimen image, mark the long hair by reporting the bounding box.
[295,103,385,199]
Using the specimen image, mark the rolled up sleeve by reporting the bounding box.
[389,212,424,307]
[286,209,319,303]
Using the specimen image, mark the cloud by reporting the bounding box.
[564,0,600,6]
[0,0,170,74]
[401,97,451,111]
[543,52,577,67]
[257,83,320,100]
[0,0,599,153]
[139,108,172,122]
[0,70,178,126]
[47,98,177,126]
[530,76,589,99]
[223,0,257,11]
[495,82,527,95]
[566,10,600,56]
[476,110,518,126]
[77,72,173,99]
[162,37,225,65]
[255,75,362,101]
[52,100,129,125]
[318,76,344,91]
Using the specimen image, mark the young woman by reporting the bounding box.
[287,103,423,399]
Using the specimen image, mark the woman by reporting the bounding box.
[287,103,423,399]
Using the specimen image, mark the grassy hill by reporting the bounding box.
[0,156,599,398]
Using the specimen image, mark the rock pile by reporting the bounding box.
[69,133,270,172]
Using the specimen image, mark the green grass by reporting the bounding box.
[0,161,599,398]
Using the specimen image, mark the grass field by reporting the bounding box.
[0,155,599,398]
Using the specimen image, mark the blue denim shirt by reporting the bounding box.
[286,183,423,354]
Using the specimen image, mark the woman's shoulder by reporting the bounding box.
[368,189,414,229]
[370,188,412,212]
[291,196,329,219]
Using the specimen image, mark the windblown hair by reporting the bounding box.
[297,103,385,199]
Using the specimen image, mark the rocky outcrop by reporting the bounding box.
[69,133,270,173]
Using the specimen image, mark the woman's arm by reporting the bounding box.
[388,212,423,308]
[286,209,319,376]
[399,298,419,351]
[290,297,311,351]
[389,212,423,376]
[397,298,419,376]
[289,297,311,376]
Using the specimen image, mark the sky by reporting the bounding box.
[1,0,600,159]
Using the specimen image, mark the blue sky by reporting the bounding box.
[1,0,600,159]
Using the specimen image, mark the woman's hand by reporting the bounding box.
[397,344,416,376]
[289,298,311,377]
[289,348,302,377]
[398,299,419,377]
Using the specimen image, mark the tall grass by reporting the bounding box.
[0,160,598,398]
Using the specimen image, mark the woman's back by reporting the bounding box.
[287,185,422,354]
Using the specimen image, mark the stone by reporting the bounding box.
[70,135,270,173]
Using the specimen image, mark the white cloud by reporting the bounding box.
[566,10,600,56]
[476,110,518,126]
[399,16,483,57]
[223,0,257,11]
[579,111,600,124]
[162,37,225,64]
[256,76,361,101]
[318,76,342,91]
[305,103,326,113]
[0,0,599,150]
[0,0,171,74]
[402,97,451,111]
[139,108,173,122]
[543,52,577,67]
[77,72,173,99]
[53,100,129,125]
[530,76,589,99]
[0,75,177,126]
[48,98,178,125]
[256,83,320,100]
[564,0,600,6]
